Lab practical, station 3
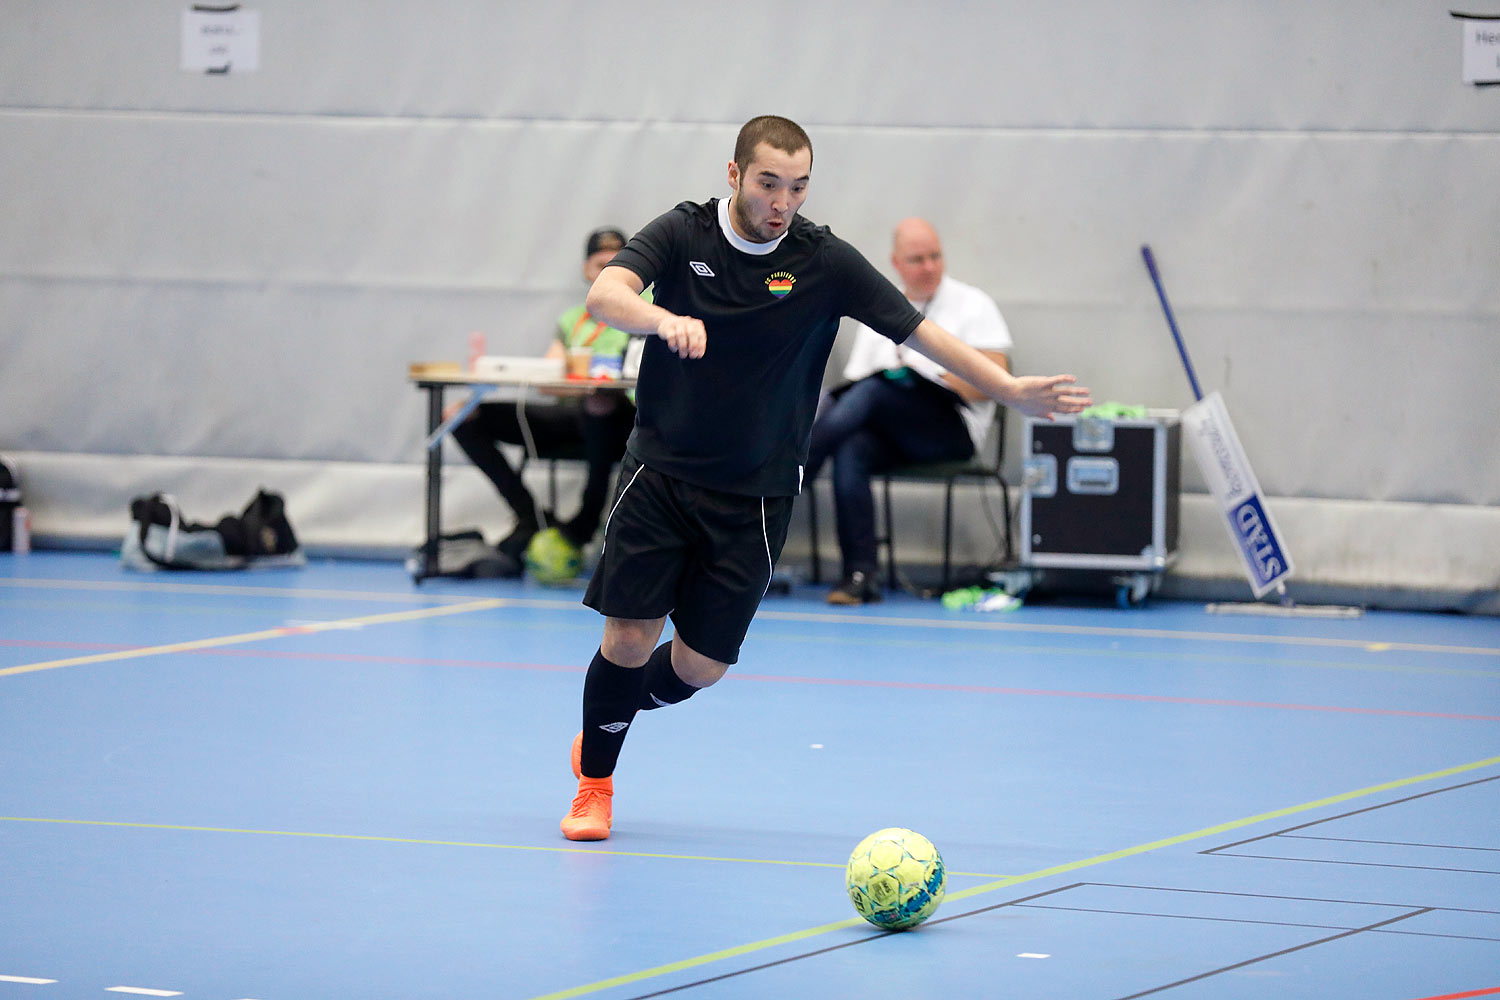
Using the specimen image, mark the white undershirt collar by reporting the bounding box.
[718,196,786,256]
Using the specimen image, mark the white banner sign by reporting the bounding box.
[181,8,260,73]
[1181,391,1294,599]
[1462,18,1500,84]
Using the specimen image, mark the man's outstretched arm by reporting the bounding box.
[907,319,1091,419]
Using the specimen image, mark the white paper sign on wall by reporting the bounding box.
[181,7,260,74]
[1461,17,1500,84]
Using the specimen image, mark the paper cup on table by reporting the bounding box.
[565,347,592,378]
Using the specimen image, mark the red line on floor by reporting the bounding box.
[10,640,1492,721]
[187,648,1500,721]
[201,648,587,672]
[0,640,585,673]
[725,673,1500,722]
[1407,988,1500,1000]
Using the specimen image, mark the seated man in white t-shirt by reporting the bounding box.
[805,218,1013,604]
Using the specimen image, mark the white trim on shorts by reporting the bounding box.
[759,497,773,599]
[598,461,647,559]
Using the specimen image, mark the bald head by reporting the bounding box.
[890,218,944,302]
[892,218,939,251]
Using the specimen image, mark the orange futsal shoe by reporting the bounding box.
[560,776,613,841]
[571,730,583,780]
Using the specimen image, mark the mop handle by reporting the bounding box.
[1141,245,1204,403]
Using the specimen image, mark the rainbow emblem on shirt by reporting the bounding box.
[766,272,796,298]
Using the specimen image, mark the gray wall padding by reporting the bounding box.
[2,2,1496,608]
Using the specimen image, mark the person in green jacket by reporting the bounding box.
[451,228,639,576]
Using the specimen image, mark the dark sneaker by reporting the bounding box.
[496,517,540,561]
[827,570,882,606]
[472,550,523,579]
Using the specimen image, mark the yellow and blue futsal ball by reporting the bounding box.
[846,827,946,930]
[524,527,581,584]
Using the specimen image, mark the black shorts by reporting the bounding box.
[583,454,794,665]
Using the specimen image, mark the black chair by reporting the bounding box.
[807,406,1012,593]
[516,443,589,515]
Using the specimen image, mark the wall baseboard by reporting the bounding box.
[10,450,1497,616]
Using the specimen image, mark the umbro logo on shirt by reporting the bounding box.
[689,261,715,277]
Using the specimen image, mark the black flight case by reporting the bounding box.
[1012,412,1181,607]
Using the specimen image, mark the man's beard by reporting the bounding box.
[733,196,779,243]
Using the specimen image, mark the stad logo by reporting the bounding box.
[765,272,796,298]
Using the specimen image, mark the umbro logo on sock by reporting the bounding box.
[598,721,630,734]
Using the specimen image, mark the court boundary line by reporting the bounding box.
[0,598,507,677]
[752,629,1500,680]
[1281,834,1500,852]
[523,753,1500,1000]
[1113,906,1434,1000]
[620,880,1500,1000]
[1203,774,1500,854]
[756,609,1500,657]
[1210,852,1500,876]
[617,883,1084,1000]
[726,672,1500,722]
[0,575,513,605]
[0,817,1006,878]
[5,576,1495,657]
[1017,900,1370,931]
[1088,881,1500,916]
[8,638,1495,722]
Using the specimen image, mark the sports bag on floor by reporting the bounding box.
[121,489,305,571]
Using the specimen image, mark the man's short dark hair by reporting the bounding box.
[734,115,813,175]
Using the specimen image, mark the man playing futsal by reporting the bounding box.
[560,115,1090,840]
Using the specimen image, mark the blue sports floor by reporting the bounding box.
[2,551,1498,1000]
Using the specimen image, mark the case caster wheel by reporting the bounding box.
[987,568,1034,599]
[1115,574,1151,608]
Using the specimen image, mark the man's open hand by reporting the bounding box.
[1010,374,1092,419]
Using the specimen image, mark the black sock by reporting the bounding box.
[637,641,700,711]
[580,647,646,779]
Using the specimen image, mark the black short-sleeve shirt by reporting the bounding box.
[609,198,923,497]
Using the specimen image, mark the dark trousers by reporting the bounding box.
[804,374,972,579]
[450,396,635,545]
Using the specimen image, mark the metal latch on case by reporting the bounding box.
[1024,453,1057,498]
[1066,457,1119,495]
[1073,417,1114,453]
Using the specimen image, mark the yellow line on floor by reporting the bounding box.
[525,752,1500,1000]
[0,598,507,678]
[945,752,1500,902]
[0,816,1003,878]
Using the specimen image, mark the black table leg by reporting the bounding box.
[418,383,445,582]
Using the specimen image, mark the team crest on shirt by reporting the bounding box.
[765,272,796,298]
